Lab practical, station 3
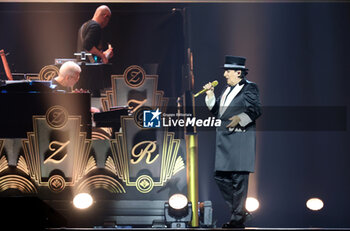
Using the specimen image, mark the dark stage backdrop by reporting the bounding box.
[1,2,350,228]
[190,2,350,228]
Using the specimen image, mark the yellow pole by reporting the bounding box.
[186,134,199,227]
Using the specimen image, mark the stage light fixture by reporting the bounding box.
[245,197,260,212]
[306,198,324,211]
[73,193,93,209]
[169,193,188,209]
[164,194,192,228]
[199,201,213,227]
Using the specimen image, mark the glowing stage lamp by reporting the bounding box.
[169,193,188,209]
[164,194,192,228]
[306,198,324,211]
[73,193,93,209]
[245,197,260,212]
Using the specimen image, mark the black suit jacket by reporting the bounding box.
[208,79,261,172]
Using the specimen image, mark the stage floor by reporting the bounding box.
[46,228,350,231]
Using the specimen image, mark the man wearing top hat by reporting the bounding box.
[203,55,261,228]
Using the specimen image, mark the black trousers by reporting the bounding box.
[214,171,249,223]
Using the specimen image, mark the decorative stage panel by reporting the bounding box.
[0,66,188,227]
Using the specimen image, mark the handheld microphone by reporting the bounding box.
[194,80,218,98]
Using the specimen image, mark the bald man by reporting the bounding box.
[77,5,114,64]
[52,61,81,92]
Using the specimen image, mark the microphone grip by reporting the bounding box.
[194,80,218,98]
[194,88,206,98]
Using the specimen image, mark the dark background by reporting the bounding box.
[1,2,350,228]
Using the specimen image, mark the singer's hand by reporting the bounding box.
[226,115,241,128]
[204,82,214,97]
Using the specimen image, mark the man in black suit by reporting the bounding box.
[203,55,261,228]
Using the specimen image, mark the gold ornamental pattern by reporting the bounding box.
[106,117,185,193]
[100,65,168,114]
[45,105,69,129]
[38,65,59,81]
[124,65,146,87]
[0,140,8,174]
[26,65,59,81]
[0,140,37,194]
[22,106,94,192]
[48,175,66,193]
[0,140,4,156]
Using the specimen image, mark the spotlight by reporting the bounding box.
[245,197,260,212]
[169,194,188,209]
[164,194,192,228]
[73,193,93,209]
[306,198,324,211]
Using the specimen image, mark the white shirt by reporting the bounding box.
[205,84,252,127]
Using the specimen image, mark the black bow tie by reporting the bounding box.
[227,79,246,90]
[238,79,246,86]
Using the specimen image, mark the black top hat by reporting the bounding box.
[222,55,248,70]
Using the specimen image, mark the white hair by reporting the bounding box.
[59,61,81,79]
